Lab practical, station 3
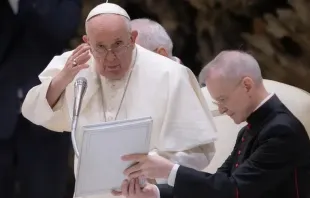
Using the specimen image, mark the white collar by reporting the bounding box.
[254,93,274,111]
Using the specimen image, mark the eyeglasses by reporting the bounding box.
[212,78,244,106]
[91,42,132,57]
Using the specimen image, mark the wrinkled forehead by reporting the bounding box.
[86,14,130,43]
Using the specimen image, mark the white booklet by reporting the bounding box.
[74,117,153,197]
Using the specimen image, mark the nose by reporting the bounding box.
[218,105,228,114]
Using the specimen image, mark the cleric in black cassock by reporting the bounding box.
[113,50,310,198]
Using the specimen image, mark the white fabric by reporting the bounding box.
[22,44,217,198]
[167,164,179,186]
[202,79,310,173]
[86,3,130,22]
[254,93,274,111]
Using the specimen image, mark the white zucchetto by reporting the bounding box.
[86,3,130,22]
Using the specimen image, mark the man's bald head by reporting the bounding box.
[200,51,263,86]
[130,18,173,57]
[202,51,267,124]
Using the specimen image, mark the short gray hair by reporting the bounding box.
[130,18,173,57]
[199,50,263,85]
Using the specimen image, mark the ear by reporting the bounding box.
[155,47,169,57]
[130,30,138,43]
[242,77,254,92]
[82,35,89,43]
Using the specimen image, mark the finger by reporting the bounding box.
[72,64,89,73]
[75,51,91,65]
[128,170,144,179]
[134,178,142,194]
[121,153,148,161]
[121,179,129,197]
[124,163,142,176]
[128,179,135,195]
[71,45,90,61]
[111,190,122,196]
[72,43,89,56]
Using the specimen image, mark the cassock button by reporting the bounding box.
[242,137,245,142]
[235,163,239,168]
[238,150,241,155]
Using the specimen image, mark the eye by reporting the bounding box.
[115,41,123,46]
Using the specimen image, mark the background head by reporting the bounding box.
[201,50,266,124]
[83,3,138,80]
[130,18,173,58]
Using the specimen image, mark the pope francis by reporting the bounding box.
[21,3,217,198]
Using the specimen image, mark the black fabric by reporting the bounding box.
[0,0,82,197]
[0,115,71,198]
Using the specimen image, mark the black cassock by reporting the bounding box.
[158,95,310,198]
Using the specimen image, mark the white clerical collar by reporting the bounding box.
[254,92,274,111]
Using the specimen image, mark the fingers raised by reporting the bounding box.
[72,43,89,57]
[75,50,91,65]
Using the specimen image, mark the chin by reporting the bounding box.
[231,116,243,124]
[104,71,125,80]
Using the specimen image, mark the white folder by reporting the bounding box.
[74,117,153,197]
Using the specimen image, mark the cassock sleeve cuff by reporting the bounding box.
[40,78,65,113]
[168,164,180,187]
[155,185,161,198]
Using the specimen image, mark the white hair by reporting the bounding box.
[199,50,263,85]
[130,18,173,57]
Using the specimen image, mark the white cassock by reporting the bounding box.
[202,79,310,173]
[21,44,217,198]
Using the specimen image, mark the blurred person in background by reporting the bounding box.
[130,18,182,64]
[0,0,81,198]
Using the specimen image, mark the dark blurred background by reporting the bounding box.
[72,0,310,91]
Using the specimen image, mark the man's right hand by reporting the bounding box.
[46,43,91,108]
[111,179,159,198]
[57,43,91,84]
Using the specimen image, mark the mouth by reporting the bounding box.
[106,65,120,71]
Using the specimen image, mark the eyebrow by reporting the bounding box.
[97,38,123,44]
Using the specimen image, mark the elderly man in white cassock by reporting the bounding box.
[21,2,217,198]
[198,54,310,173]
[130,18,182,64]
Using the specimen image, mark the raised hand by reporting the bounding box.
[58,43,91,84]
